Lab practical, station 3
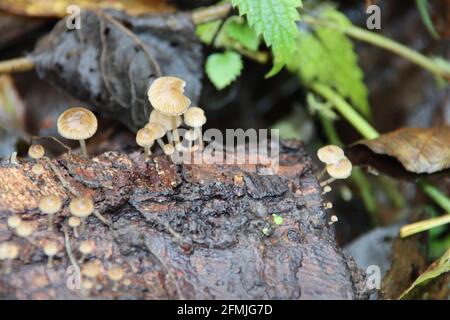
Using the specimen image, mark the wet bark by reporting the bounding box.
[0,141,366,299]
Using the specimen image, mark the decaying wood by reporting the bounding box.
[0,141,367,299]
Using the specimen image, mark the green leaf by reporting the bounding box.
[231,0,302,77]
[416,0,439,40]
[288,7,370,117]
[206,51,243,90]
[224,17,260,51]
[196,20,222,45]
[399,249,450,299]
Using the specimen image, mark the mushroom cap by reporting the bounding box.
[39,195,62,215]
[163,144,175,155]
[136,128,156,148]
[7,215,22,229]
[0,242,19,260]
[82,279,94,290]
[69,196,94,218]
[107,265,125,281]
[79,240,95,254]
[43,240,59,256]
[68,216,81,227]
[184,107,206,128]
[57,107,98,140]
[82,260,102,278]
[32,163,44,176]
[28,144,45,159]
[149,109,182,131]
[144,122,166,139]
[147,76,191,116]
[326,158,352,179]
[16,222,34,237]
[317,145,345,164]
[184,129,199,141]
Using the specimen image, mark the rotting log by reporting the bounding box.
[0,141,367,299]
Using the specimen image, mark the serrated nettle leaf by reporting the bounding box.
[288,7,370,117]
[224,17,260,52]
[232,0,302,77]
[206,51,243,90]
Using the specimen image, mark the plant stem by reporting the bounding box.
[310,82,450,215]
[0,57,34,74]
[303,15,450,80]
[400,214,450,238]
[310,82,379,139]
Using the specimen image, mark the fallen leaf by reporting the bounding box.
[398,248,450,299]
[0,75,26,158]
[31,9,203,131]
[0,0,174,17]
[348,126,450,175]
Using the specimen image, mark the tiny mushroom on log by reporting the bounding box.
[107,265,125,291]
[78,240,95,263]
[69,196,94,231]
[43,240,59,267]
[28,144,45,160]
[68,217,81,237]
[163,144,175,155]
[184,106,206,149]
[326,158,353,180]
[38,195,62,232]
[148,76,191,144]
[145,122,167,150]
[0,242,19,273]
[31,163,45,176]
[7,215,22,229]
[57,107,98,157]
[317,145,345,164]
[16,222,34,239]
[136,127,156,159]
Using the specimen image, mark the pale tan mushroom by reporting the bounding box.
[39,195,62,231]
[317,145,345,165]
[326,158,353,180]
[68,217,81,237]
[57,107,98,157]
[82,259,102,279]
[136,128,156,159]
[43,240,59,267]
[145,122,167,150]
[31,163,45,176]
[107,265,125,291]
[148,76,191,144]
[184,107,206,149]
[78,240,95,263]
[28,144,45,160]
[7,215,22,229]
[0,242,19,273]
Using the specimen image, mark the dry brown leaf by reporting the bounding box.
[0,0,174,17]
[350,126,450,174]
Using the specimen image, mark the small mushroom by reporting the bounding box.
[317,145,345,165]
[326,158,353,180]
[322,185,332,195]
[31,163,45,176]
[43,240,59,267]
[82,259,102,280]
[68,217,81,238]
[184,107,206,149]
[145,122,167,150]
[163,144,175,155]
[57,107,98,157]
[39,195,62,231]
[136,127,155,159]
[184,129,199,151]
[16,222,34,239]
[328,215,339,225]
[28,144,45,160]
[148,76,191,143]
[78,240,95,263]
[107,265,125,291]
[7,215,22,229]
[0,242,19,273]
[69,196,94,231]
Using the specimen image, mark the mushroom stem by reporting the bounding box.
[320,177,336,187]
[144,146,151,159]
[156,138,165,150]
[73,226,79,238]
[47,256,54,268]
[79,139,88,157]
[171,117,180,144]
[93,209,111,226]
[194,127,203,151]
[317,168,327,180]
[48,215,54,232]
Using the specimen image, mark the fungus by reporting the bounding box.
[68,217,81,237]
[31,163,45,176]
[78,240,95,263]
[328,215,339,225]
[39,195,62,231]
[183,107,206,149]
[69,196,94,231]
[325,202,333,209]
[57,107,98,157]
[145,122,167,150]
[148,76,191,143]
[163,144,175,156]
[16,222,34,239]
[149,109,182,141]
[28,144,45,160]
[322,185,332,195]
[326,158,353,180]
[7,215,22,229]
[184,129,199,151]
[81,259,102,279]
[107,265,125,291]
[136,127,155,159]
[43,240,59,267]
[0,242,19,273]
[317,145,345,165]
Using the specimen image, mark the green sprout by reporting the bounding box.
[272,214,284,225]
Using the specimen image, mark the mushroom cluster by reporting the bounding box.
[317,145,353,186]
[135,76,207,159]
